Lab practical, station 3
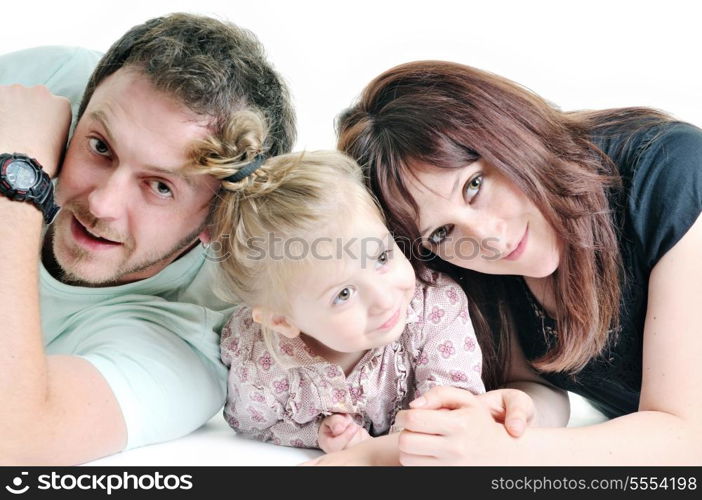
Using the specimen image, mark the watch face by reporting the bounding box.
[6,160,38,190]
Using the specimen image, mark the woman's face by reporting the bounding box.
[405,159,561,278]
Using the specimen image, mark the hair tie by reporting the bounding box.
[224,155,266,183]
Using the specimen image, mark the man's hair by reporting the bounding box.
[76,12,296,157]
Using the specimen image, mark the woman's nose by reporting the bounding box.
[457,211,508,255]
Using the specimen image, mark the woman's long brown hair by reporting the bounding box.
[337,60,669,388]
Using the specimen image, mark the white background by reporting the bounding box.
[1,0,700,150]
[2,0,667,464]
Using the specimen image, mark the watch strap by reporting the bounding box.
[0,153,61,224]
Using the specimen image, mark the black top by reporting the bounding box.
[512,121,702,418]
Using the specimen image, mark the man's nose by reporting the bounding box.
[87,170,131,221]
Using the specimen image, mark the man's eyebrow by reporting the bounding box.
[88,109,115,144]
[89,109,198,188]
[143,164,198,188]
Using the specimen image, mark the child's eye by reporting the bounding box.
[333,286,356,305]
[376,249,393,268]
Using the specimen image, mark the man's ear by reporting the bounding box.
[251,306,300,338]
[198,227,211,245]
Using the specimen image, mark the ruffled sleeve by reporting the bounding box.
[220,306,322,448]
[408,273,486,397]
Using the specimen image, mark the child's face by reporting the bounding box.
[286,207,416,356]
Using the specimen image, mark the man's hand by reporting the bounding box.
[317,413,372,453]
[0,84,71,177]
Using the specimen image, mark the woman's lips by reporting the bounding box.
[70,216,122,250]
[504,226,529,261]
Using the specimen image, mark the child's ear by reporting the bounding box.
[251,306,300,339]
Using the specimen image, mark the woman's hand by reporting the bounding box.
[408,386,536,436]
[394,387,534,465]
[474,387,537,436]
[317,413,372,453]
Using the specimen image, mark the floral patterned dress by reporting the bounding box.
[220,272,485,449]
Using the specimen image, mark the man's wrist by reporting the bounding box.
[0,153,61,223]
[0,196,44,224]
[0,147,57,175]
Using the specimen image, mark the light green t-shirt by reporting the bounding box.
[1,46,235,450]
[0,45,102,129]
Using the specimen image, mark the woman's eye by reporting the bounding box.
[465,174,483,201]
[89,137,110,156]
[149,180,173,199]
[428,226,450,245]
[333,287,355,305]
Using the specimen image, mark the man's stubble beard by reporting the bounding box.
[47,209,207,287]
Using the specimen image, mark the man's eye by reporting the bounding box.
[89,137,110,156]
[149,180,173,198]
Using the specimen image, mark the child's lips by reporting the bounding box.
[378,307,401,331]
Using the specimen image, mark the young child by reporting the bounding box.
[203,112,484,454]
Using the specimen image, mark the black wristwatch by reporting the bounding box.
[0,153,60,224]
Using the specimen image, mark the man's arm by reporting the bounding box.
[0,84,128,465]
[1,355,128,464]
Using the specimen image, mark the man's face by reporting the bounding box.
[50,67,221,286]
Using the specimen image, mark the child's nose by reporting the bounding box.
[366,282,395,314]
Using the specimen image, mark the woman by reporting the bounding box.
[329,61,701,465]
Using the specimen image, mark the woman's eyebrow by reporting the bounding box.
[418,172,465,237]
[420,223,434,238]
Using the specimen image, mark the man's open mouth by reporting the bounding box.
[71,216,122,247]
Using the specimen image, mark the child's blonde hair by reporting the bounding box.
[192,111,385,352]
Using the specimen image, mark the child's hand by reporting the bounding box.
[318,414,371,453]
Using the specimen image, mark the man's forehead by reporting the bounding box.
[86,67,213,140]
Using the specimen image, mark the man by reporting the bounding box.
[0,13,295,464]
